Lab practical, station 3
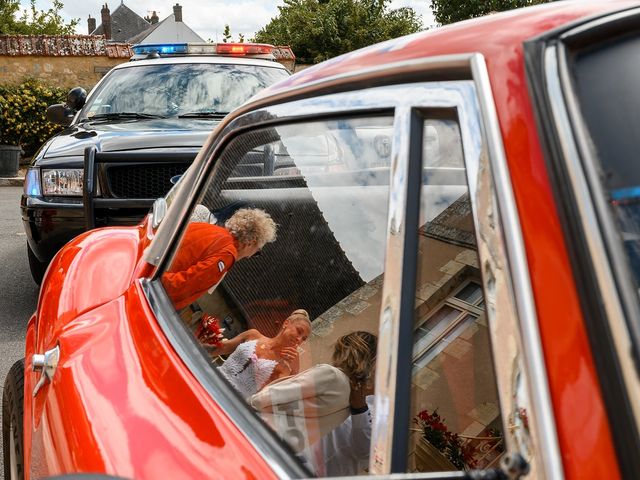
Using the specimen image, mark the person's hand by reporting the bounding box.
[279,346,298,361]
[349,378,374,410]
[349,380,367,409]
[279,346,299,374]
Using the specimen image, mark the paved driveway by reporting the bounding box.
[0,186,39,478]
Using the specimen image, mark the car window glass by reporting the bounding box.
[82,63,289,118]
[161,116,392,476]
[408,115,505,473]
[567,32,640,295]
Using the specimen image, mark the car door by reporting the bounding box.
[139,56,563,479]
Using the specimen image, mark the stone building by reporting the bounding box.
[88,2,204,44]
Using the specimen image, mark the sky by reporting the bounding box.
[23,0,436,42]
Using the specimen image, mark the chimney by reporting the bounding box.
[173,3,182,22]
[150,11,159,24]
[88,15,96,34]
[101,3,112,40]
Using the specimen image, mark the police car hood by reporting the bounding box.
[39,118,217,160]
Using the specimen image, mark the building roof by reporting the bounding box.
[128,13,205,45]
[91,3,152,43]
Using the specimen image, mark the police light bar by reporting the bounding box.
[215,43,274,55]
[131,42,274,57]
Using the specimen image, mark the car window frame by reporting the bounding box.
[524,7,640,478]
[140,54,562,479]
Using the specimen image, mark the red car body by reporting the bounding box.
[10,1,640,479]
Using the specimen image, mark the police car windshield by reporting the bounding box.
[81,63,288,120]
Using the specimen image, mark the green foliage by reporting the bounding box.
[0,0,20,33]
[0,79,67,156]
[222,24,232,43]
[431,0,551,25]
[0,0,78,35]
[220,25,245,43]
[254,0,422,64]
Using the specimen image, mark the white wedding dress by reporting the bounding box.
[219,339,278,400]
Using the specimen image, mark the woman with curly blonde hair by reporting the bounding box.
[163,207,277,310]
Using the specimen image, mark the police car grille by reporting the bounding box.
[107,164,189,198]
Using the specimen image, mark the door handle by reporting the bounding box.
[32,345,60,396]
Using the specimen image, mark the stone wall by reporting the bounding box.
[0,55,129,89]
[0,35,132,90]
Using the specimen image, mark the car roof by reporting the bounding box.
[112,55,289,71]
[259,0,637,96]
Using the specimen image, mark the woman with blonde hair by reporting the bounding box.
[332,331,377,411]
[215,309,312,400]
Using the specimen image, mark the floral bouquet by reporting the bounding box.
[194,314,225,349]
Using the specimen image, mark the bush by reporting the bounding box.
[0,79,67,157]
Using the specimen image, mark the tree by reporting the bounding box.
[0,0,78,35]
[254,0,422,64]
[0,0,20,33]
[431,0,550,26]
[222,24,232,43]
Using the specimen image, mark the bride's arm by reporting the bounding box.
[214,329,261,356]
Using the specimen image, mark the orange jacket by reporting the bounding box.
[162,223,238,310]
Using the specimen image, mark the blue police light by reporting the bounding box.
[23,168,41,197]
[132,43,188,56]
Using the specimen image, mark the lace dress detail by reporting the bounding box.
[219,339,278,400]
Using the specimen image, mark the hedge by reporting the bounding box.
[0,79,67,158]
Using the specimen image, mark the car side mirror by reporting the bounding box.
[46,86,87,126]
[67,87,87,110]
[152,197,167,229]
[46,104,75,126]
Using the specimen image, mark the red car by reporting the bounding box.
[4,1,640,479]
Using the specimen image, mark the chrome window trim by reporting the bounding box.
[243,54,475,112]
[548,39,640,428]
[470,54,563,479]
[370,103,414,472]
[141,53,563,477]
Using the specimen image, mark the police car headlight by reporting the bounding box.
[42,169,85,196]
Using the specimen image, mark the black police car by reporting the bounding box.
[22,43,290,283]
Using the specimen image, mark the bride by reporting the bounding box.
[214,309,311,399]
